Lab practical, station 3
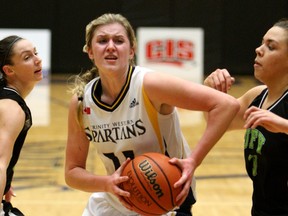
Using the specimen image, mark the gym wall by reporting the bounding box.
[1,0,288,75]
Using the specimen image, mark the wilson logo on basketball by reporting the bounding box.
[126,170,152,206]
[138,159,164,198]
[145,39,194,64]
[120,153,181,215]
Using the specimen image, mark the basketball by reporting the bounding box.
[120,152,182,215]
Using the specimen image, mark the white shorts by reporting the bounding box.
[0,204,4,216]
[82,192,178,216]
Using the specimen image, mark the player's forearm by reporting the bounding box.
[192,96,239,167]
[0,168,7,199]
[65,167,109,192]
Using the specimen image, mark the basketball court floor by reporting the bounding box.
[11,74,258,216]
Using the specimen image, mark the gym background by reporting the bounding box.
[1,0,288,75]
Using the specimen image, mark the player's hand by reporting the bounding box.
[204,68,235,93]
[4,186,16,202]
[105,159,131,199]
[108,158,133,210]
[244,106,288,133]
[169,157,195,206]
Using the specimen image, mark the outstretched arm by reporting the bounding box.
[144,71,240,204]
[203,68,267,131]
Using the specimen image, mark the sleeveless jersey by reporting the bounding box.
[0,87,32,195]
[82,66,196,215]
[244,88,288,215]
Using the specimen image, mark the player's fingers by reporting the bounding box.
[116,175,129,184]
[243,106,259,120]
[175,180,190,204]
[174,172,188,188]
[222,69,235,90]
[169,157,181,168]
[215,69,234,93]
[116,158,131,174]
[117,186,130,197]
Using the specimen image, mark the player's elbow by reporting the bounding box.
[64,166,75,187]
[222,95,240,116]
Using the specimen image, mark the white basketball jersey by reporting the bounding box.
[82,66,191,175]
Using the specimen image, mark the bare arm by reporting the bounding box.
[65,95,130,198]
[204,68,266,130]
[0,100,25,200]
[144,71,239,165]
[144,71,240,203]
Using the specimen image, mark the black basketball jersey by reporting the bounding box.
[0,87,32,195]
[244,88,288,215]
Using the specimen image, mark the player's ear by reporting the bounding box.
[2,65,14,75]
[87,48,94,61]
[129,47,135,59]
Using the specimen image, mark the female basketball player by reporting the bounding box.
[0,35,43,215]
[204,18,288,216]
[65,13,239,216]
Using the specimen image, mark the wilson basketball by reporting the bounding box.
[120,152,182,215]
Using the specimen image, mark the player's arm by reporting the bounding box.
[144,71,239,165]
[203,68,267,130]
[0,99,25,200]
[229,85,267,130]
[143,71,240,204]
[65,95,130,197]
[65,94,96,191]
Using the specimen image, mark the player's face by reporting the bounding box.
[88,23,134,74]
[8,40,43,83]
[254,26,288,84]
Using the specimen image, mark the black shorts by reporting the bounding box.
[176,188,196,216]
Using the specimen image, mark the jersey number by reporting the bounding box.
[248,154,258,177]
[103,151,135,171]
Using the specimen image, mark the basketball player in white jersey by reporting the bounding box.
[65,13,239,216]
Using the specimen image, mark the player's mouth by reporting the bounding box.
[35,68,42,74]
[105,55,117,60]
[254,60,261,67]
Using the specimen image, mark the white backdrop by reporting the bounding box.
[137,27,204,83]
[137,27,204,125]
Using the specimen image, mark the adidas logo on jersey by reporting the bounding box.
[129,98,139,108]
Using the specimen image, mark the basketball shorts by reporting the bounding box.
[82,192,193,216]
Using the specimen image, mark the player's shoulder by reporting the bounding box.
[238,85,266,108]
[0,99,25,121]
[0,98,22,110]
[246,85,267,99]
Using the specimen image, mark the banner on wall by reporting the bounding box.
[137,27,204,125]
[0,29,51,126]
[137,27,204,83]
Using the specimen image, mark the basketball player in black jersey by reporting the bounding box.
[0,35,43,215]
[204,18,288,216]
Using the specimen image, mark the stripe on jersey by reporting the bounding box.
[92,66,134,111]
[142,85,164,154]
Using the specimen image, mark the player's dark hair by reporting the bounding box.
[0,35,23,87]
[274,18,288,46]
[274,18,288,30]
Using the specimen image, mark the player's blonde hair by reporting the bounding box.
[69,13,137,125]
